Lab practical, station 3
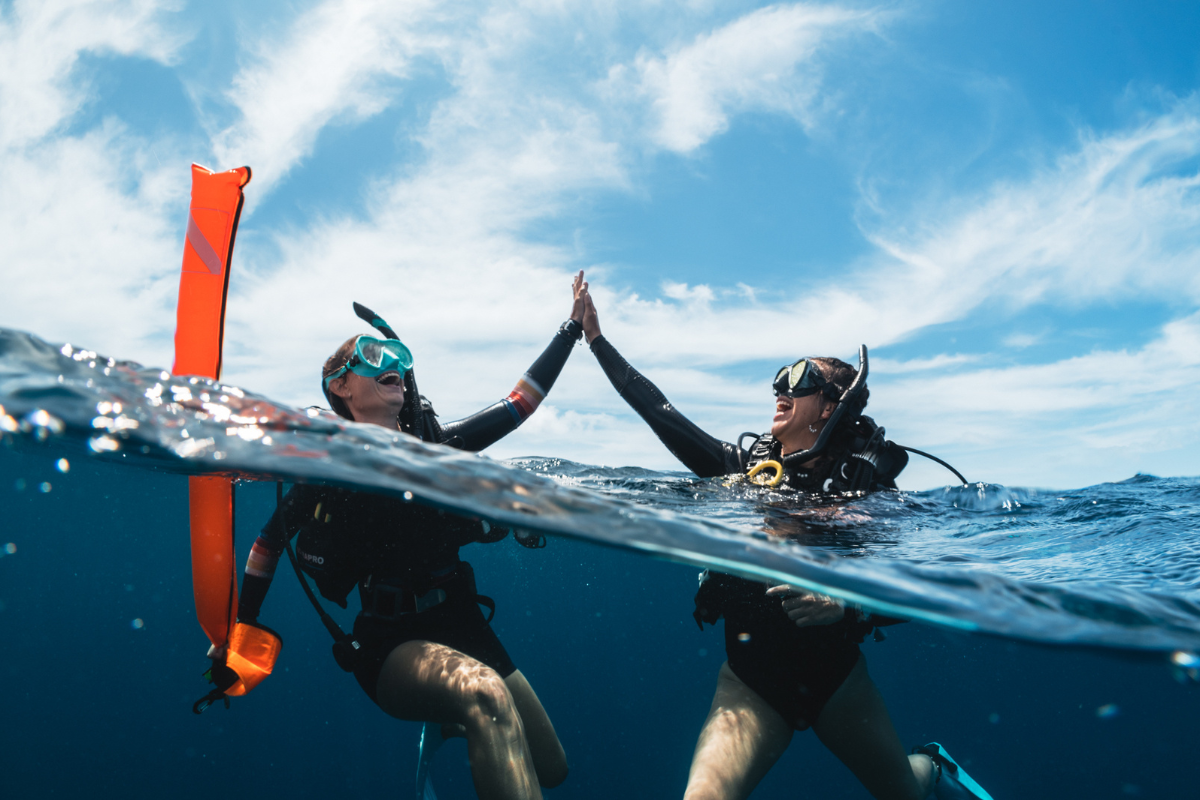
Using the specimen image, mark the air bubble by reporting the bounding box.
[89,435,120,453]
[56,458,70,473]
[131,618,145,630]
[39,482,52,493]
[737,632,751,643]
[3,543,15,555]
[1171,651,1199,668]
[1096,703,1119,719]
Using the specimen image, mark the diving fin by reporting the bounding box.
[914,743,994,800]
[415,722,446,800]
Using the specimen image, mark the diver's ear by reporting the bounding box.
[821,401,836,419]
[328,375,351,401]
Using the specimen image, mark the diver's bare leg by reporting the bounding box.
[683,661,793,800]
[504,670,569,788]
[374,640,541,800]
[813,654,936,800]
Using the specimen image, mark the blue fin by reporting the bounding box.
[415,723,445,800]
[915,742,994,800]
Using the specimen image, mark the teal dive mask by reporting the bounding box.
[323,335,414,389]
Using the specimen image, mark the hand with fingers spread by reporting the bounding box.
[766,584,847,627]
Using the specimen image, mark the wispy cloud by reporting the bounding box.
[3,2,1199,489]
[0,0,188,360]
[607,3,880,153]
[863,103,1200,329]
[0,0,185,148]
[873,311,1200,487]
[200,8,1200,490]
[212,0,450,201]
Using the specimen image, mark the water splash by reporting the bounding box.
[3,327,1200,650]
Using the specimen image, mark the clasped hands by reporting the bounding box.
[766,584,850,628]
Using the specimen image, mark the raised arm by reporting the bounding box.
[437,272,587,452]
[589,335,742,477]
[581,292,742,477]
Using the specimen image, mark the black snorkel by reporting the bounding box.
[348,302,440,443]
[352,301,400,341]
[780,344,869,470]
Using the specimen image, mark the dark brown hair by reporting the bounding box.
[322,335,362,420]
[810,356,869,412]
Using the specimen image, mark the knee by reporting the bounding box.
[462,673,521,732]
[539,753,569,789]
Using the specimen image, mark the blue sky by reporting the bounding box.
[2,0,1199,488]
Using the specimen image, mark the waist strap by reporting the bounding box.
[362,584,449,620]
[360,563,489,622]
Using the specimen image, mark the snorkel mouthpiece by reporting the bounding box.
[779,345,869,470]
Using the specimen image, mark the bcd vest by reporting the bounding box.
[743,415,908,493]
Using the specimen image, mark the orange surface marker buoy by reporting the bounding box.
[172,164,251,651]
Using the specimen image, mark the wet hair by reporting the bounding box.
[321,335,362,421]
[810,356,869,413]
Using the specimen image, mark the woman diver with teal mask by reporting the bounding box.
[575,287,989,800]
[235,274,591,800]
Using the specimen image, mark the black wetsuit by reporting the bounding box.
[239,321,582,701]
[590,335,905,729]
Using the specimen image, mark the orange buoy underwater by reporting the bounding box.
[170,164,281,712]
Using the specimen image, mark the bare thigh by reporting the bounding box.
[373,640,544,800]
[505,670,569,788]
[812,654,935,800]
[683,661,794,800]
[374,639,506,723]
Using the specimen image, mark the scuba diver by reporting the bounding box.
[231,274,590,800]
[575,288,990,800]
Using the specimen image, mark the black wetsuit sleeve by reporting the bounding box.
[437,322,581,452]
[238,484,323,622]
[589,335,743,478]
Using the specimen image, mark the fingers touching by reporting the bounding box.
[766,584,846,628]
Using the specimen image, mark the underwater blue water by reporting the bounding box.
[2,327,1199,798]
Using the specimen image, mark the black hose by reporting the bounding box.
[898,445,968,486]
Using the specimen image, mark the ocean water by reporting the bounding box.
[2,327,1199,798]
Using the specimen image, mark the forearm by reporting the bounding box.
[439,320,582,452]
[238,537,281,622]
[239,484,312,621]
[589,335,740,477]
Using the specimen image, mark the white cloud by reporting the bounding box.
[0,0,187,362]
[211,0,449,202]
[3,1,1199,494]
[872,354,980,373]
[872,311,1200,488]
[863,104,1200,329]
[609,3,879,152]
[0,0,184,148]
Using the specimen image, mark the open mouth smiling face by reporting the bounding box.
[774,396,794,423]
[375,371,402,386]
